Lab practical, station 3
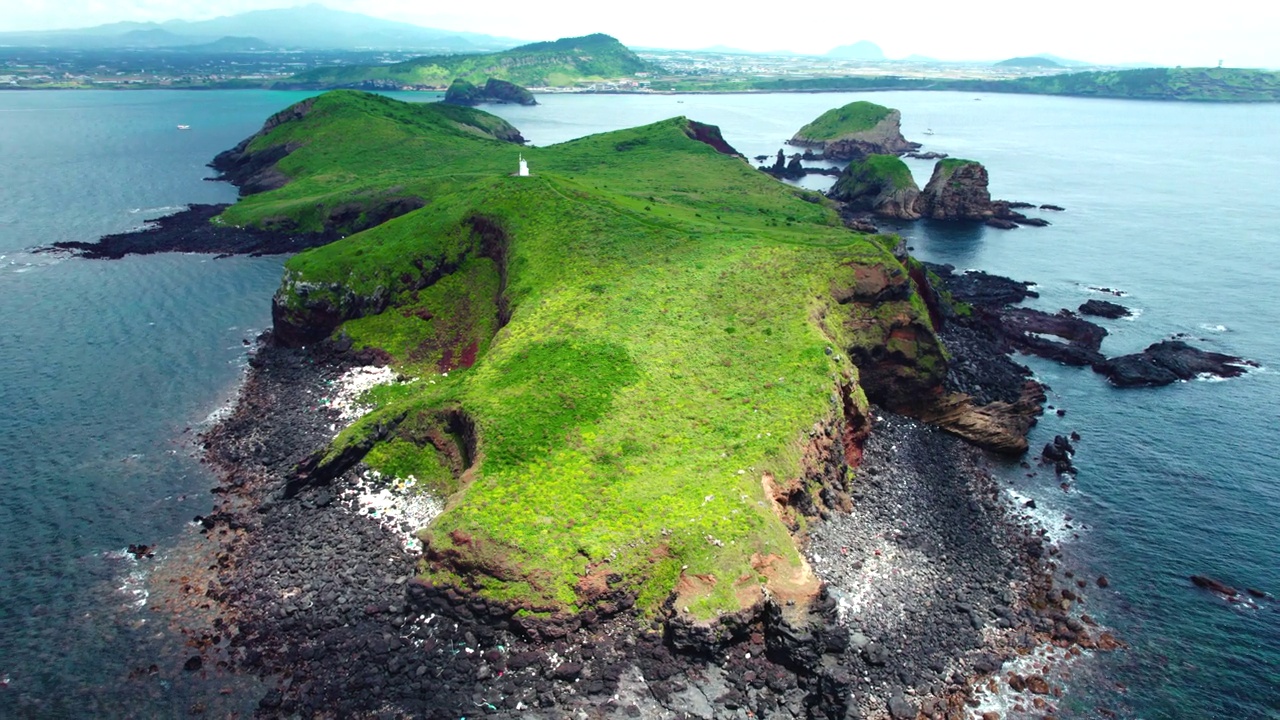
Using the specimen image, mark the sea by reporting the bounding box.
[0,88,1276,719]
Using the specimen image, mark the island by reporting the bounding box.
[827,154,921,219]
[787,100,920,160]
[64,90,1201,718]
[443,77,538,106]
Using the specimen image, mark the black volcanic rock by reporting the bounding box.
[1079,299,1131,319]
[925,264,1039,307]
[1095,340,1255,387]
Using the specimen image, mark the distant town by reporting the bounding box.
[0,46,1087,92]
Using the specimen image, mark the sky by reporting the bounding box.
[5,0,1280,68]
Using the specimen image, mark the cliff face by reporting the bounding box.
[791,109,920,160]
[915,159,994,220]
[828,155,921,219]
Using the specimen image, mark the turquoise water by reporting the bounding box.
[0,89,1275,718]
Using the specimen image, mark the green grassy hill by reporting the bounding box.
[791,101,893,141]
[280,33,661,89]
[220,91,944,622]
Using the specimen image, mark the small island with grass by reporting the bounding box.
[787,100,920,160]
[442,77,537,106]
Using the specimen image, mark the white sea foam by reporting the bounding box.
[1006,489,1079,545]
[128,205,185,215]
[103,549,151,610]
[1120,307,1143,321]
[344,469,443,554]
[971,641,1086,718]
[1199,323,1229,333]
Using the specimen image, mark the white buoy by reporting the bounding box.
[518,154,529,176]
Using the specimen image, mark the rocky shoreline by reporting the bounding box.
[176,283,1117,719]
[47,204,334,259]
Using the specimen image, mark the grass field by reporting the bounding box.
[223,90,938,620]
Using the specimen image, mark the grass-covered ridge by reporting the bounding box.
[792,100,893,141]
[226,90,939,621]
[281,33,661,89]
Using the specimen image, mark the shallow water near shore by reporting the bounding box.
[1,89,1277,717]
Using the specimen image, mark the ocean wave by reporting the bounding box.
[128,205,186,216]
[1006,489,1079,545]
[102,548,152,611]
[1199,323,1229,333]
[971,640,1087,718]
[1120,307,1143,321]
[1084,284,1127,297]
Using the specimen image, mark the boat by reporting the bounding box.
[923,128,935,136]
[177,125,190,130]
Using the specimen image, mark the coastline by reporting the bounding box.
[175,297,1111,719]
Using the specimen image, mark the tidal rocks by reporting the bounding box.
[917,159,994,221]
[827,155,921,219]
[925,263,1038,307]
[1094,340,1255,387]
[761,149,805,179]
[905,150,948,160]
[1079,299,1132,319]
[443,77,538,106]
[1000,307,1108,366]
[789,101,920,160]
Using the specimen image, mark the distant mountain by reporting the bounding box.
[1032,53,1093,68]
[826,41,886,61]
[282,33,663,89]
[995,56,1063,69]
[0,4,522,52]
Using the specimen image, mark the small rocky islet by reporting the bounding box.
[59,91,1254,718]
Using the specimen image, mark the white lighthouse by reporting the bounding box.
[518,154,529,177]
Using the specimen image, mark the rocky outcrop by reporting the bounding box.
[1094,340,1256,387]
[916,159,994,220]
[789,104,920,160]
[1079,299,1132,318]
[210,97,318,195]
[443,77,538,106]
[827,155,921,219]
[919,381,1046,455]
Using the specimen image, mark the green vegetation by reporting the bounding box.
[650,67,1280,102]
[979,67,1280,101]
[791,101,893,141]
[938,158,978,172]
[225,90,936,620]
[830,155,915,200]
[443,78,537,106]
[281,33,661,89]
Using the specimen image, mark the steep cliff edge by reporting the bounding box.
[917,158,994,220]
[788,101,920,160]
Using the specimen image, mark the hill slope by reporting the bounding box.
[280,33,662,89]
[215,90,950,622]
